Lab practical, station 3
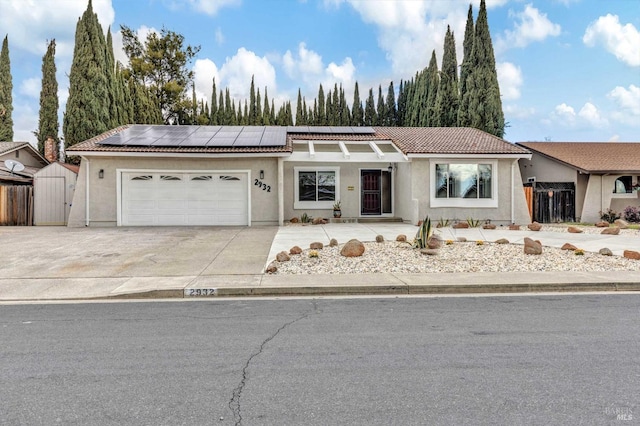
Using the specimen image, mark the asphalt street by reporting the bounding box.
[1,295,638,425]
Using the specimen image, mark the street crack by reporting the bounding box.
[228,310,311,426]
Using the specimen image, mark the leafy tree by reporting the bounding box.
[351,81,363,126]
[435,26,459,127]
[0,35,12,141]
[459,0,504,137]
[36,39,59,156]
[120,24,200,124]
[63,0,110,149]
[458,3,475,126]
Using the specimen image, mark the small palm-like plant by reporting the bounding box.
[413,216,433,249]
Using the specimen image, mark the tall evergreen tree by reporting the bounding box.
[255,87,262,125]
[435,26,459,127]
[36,39,59,156]
[263,88,271,125]
[459,0,504,137]
[339,85,350,125]
[325,87,334,125]
[248,76,257,125]
[0,35,14,141]
[384,81,397,126]
[63,0,110,150]
[396,80,406,126]
[458,3,475,126]
[295,89,304,125]
[364,88,376,126]
[351,81,363,126]
[376,85,385,126]
[209,77,218,124]
[105,28,120,128]
[316,84,326,125]
[424,51,439,126]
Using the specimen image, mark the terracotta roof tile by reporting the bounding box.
[374,127,529,155]
[517,142,640,173]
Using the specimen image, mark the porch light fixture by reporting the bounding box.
[388,163,396,173]
[259,170,264,179]
[99,169,104,179]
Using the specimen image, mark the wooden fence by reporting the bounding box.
[0,185,34,226]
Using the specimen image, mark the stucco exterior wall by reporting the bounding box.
[410,158,530,225]
[0,149,44,168]
[68,156,279,227]
[519,154,577,184]
[582,174,640,223]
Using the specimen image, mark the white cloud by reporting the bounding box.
[0,0,114,57]
[504,104,535,119]
[20,78,41,99]
[550,102,609,129]
[608,84,640,125]
[326,58,355,86]
[217,48,277,101]
[583,14,640,67]
[193,59,220,105]
[215,28,225,45]
[496,62,523,100]
[176,0,241,15]
[578,102,608,128]
[498,4,561,51]
[282,42,355,91]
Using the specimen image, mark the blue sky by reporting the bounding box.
[1,0,638,145]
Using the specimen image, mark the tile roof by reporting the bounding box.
[374,127,530,156]
[0,141,33,155]
[517,142,640,173]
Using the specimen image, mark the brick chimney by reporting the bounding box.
[44,137,57,163]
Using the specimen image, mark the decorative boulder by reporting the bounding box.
[329,238,338,247]
[599,248,613,256]
[495,238,509,244]
[561,243,578,251]
[623,250,640,260]
[375,235,384,243]
[420,248,439,256]
[289,246,302,255]
[567,226,583,233]
[509,224,521,230]
[601,227,620,235]
[523,237,542,255]
[310,242,324,250]
[340,239,365,257]
[595,221,609,228]
[427,236,442,249]
[396,234,407,242]
[483,223,497,230]
[289,217,299,223]
[276,251,290,262]
[528,222,542,231]
[312,217,326,225]
[614,219,629,229]
[452,222,469,229]
[265,262,278,274]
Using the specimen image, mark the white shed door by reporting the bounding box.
[121,172,248,226]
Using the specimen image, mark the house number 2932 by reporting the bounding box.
[254,179,271,192]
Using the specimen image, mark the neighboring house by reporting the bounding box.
[65,125,532,227]
[0,142,49,185]
[517,142,640,223]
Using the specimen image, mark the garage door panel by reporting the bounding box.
[121,171,248,226]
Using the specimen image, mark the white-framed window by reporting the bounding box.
[294,167,339,209]
[430,160,498,208]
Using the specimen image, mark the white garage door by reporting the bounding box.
[121,172,248,226]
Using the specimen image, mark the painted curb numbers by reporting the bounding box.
[185,288,218,297]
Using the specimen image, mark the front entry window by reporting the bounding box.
[431,160,498,208]
[294,167,339,209]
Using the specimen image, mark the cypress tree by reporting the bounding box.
[119,67,134,124]
[63,0,110,149]
[37,39,59,156]
[364,88,376,126]
[458,3,475,126]
[339,85,350,125]
[255,87,262,125]
[248,76,256,125]
[435,26,459,127]
[263,88,271,125]
[376,85,385,126]
[210,78,218,125]
[460,0,504,137]
[270,99,276,124]
[384,81,397,126]
[317,84,326,125]
[325,88,334,125]
[219,91,226,124]
[396,80,406,127]
[332,84,339,125]
[295,89,304,125]
[351,81,363,126]
[0,35,13,141]
[105,28,119,128]
[424,51,439,126]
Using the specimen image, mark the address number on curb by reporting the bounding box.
[185,288,218,297]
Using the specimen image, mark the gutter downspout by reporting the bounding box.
[278,157,284,225]
[511,160,516,224]
[84,156,90,227]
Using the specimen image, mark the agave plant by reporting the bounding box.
[413,216,433,249]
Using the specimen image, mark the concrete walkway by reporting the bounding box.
[1,224,640,302]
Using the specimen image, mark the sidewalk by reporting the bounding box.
[1,224,639,302]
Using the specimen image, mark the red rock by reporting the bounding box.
[595,221,609,228]
[375,235,384,243]
[523,237,542,255]
[289,246,302,255]
[509,224,520,230]
[420,249,439,256]
[312,217,326,225]
[276,251,290,262]
[265,262,277,273]
[614,219,629,229]
[452,222,469,229]
[567,226,583,233]
[601,227,620,235]
[427,236,442,249]
[310,242,324,249]
[495,238,509,244]
[340,239,365,257]
[289,217,299,223]
[483,223,496,230]
[528,222,542,231]
[396,234,407,242]
[623,250,640,260]
[329,238,338,247]
[561,243,577,251]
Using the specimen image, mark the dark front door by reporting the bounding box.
[361,170,392,216]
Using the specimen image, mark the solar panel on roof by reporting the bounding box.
[152,138,184,147]
[351,126,375,134]
[240,126,265,133]
[235,135,263,146]
[180,136,214,146]
[207,137,237,147]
